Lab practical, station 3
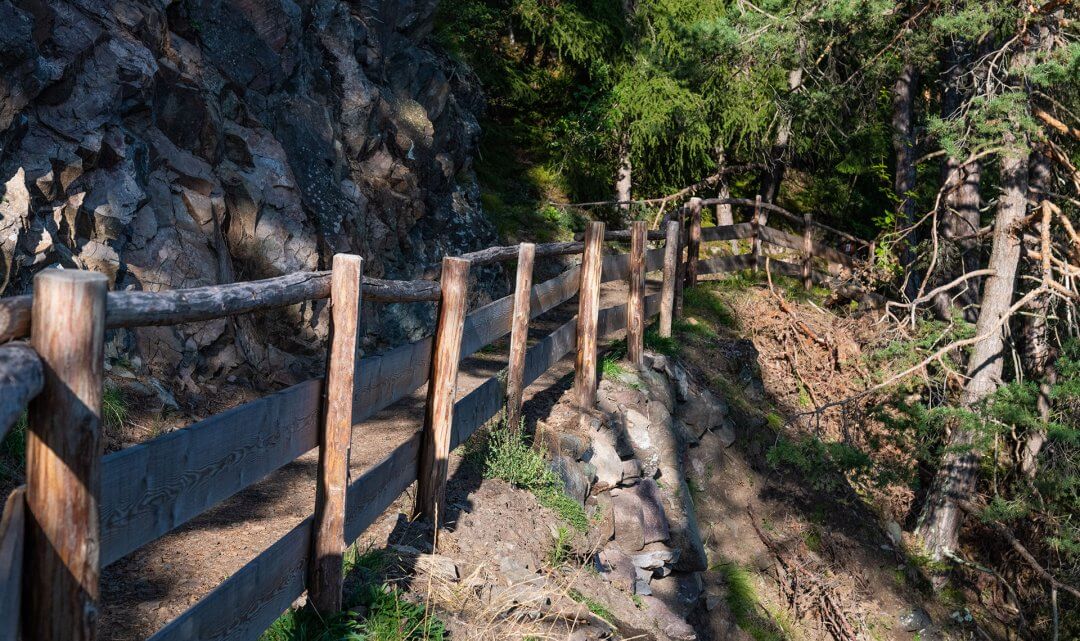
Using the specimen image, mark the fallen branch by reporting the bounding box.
[765,259,831,350]
[956,498,1080,603]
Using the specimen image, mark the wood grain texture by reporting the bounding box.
[685,198,702,287]
[505,244,535,431]
[0,343,41,443]
[146,289,669,641]
[751,195,764,266]
[660,220,680,338]
[0,275,438,343]
[416,257,470,522]
[459,241,582,265]
[26,270,107,641]
[308,255,362,614]
[627,222,646,369]
[149,516,311,641]
[756,226,855,267]
[573,222,605,410]
[699,222,755,243]
[100,262,584,567]
[99,380,321,566]
[674,210,687,318]
[0,487,25,641]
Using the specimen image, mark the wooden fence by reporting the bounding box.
[0,199,866,641]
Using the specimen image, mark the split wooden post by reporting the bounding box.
[751,195,763,269]
[573,221,605,411]
[416,257,471,523]
[802,213,813,291]
[685,197,702,287]
[25,270,107,641]
[308,254,363,614]
[674,210,687,317]
[505,243,536,431]
[626,221,646,369]
[659,220,680,337]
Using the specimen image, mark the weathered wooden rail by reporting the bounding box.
[0,196,866,641]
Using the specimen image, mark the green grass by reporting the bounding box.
[103,384,128,430]
[568,589,615,624]
[547,525,574,568]
[600,355,629,380]
[712,560,791,641]
[480,424,589,531]
[644,327,680,356]
[262,547,445,641]
[683,286,739,329]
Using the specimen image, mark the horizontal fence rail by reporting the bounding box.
[0,197,868,641]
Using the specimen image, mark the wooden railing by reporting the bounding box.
[0,201,865,641]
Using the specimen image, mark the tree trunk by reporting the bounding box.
[758,67,803,204]
[916,139,1030,560]
[934,39,983,320]
[1016,15,1061,478]
[714,148,737,253]
[892,63,921,301]
[615,130,632,218]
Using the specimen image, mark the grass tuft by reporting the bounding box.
[481,424,589,531]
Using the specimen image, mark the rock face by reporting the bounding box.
[0,0,496,385]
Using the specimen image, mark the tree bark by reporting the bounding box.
[714,148,737,253]
[616,130,632,216]
[916,138,1030,560]
[1016,15,1061,478]
[758,67,803,204]
[892,63,921,301]
[934,39,984,319]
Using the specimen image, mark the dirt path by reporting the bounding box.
[100,280,653,641]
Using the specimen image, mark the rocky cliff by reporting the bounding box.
[0,0,497,388]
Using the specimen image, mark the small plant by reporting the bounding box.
[103,384,128,431]
[482,424,589,530]
[600,355,629,380]
[644,327,680,356]
[547,525,573,568]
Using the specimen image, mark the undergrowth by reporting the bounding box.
[712,560,794,641]
[262,547,445,641]
[478,422,589,531]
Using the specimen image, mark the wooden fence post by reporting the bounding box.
[751,195,763,269]
[626,221,646,369]
[573,221,605,411]
[659,220,680,338]
[308,254,362,614]
[416,257,470,523]
[674,210,687,317]
[505,243,535,431]
[802,213,813,291]
[25,270,107,641]
[685,197,702,287]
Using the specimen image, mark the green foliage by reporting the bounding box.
[482,424,589,531]
[766,434,872,493]
[567,589,614,624]
[262,547,444,641]
[712,560,790,641]
[103,384,128,431]
[644,326,680,357]
[547,525,574,568]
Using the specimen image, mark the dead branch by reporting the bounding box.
[765,259,832,350]
[955,498,1080,602]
